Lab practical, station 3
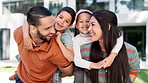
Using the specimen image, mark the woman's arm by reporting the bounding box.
[129,74,137,83]
[128,46,140,83]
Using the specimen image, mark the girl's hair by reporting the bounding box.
[57,7,76,25]
[74,10,92,36]
[89,10,130,83]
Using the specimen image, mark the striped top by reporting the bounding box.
[80,42,140,83]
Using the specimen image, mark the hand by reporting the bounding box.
[23,20,36,51]
[24,37,36,51]
[55,32,62,43]
[102,53,117,68]
[90,61,104,69]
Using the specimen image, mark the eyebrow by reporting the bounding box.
[90,22,95,24]
[60,14,71,22]
[45,26,51,29]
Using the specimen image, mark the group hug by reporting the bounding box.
[9,6,140,83]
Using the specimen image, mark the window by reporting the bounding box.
[2,0,43,15]
[76,0,109,11]
[115,0,148,13]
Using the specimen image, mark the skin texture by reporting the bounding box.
[75,13,90,34]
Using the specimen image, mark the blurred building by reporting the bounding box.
[0,0,147,63]
[0,0,75,60]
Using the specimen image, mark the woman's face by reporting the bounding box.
[75,13,91,34]
[88,16,102,42]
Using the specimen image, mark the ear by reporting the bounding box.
[30,25,37,33]
[67,24,73,29]
[75,24,78,29]
[108,23,111,30]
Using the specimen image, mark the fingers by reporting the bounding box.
[24,42,36,51]
[32,42,37,47]
[25,45,34,51]
[102,61,111,68]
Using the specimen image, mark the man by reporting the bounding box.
[14,6,73,83]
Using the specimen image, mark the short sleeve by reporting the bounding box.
[127,46,140,76]
[61,29,73,46]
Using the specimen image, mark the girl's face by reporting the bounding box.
[88,16,102,42]
[75,13,91,34]
[55,11,72,32]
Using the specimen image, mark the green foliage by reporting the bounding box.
[135,69,148,83]
[0,66,16,73]
[0,67,147,82]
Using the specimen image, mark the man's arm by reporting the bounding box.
[58,63,73,77]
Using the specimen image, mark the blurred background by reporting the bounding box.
[0,0,147,83]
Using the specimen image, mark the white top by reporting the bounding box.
[73,33,123,69]
[73,33,92,69]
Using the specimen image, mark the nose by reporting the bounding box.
[83,21,88,26]
[60,19,64,24]
[88,25,92,32]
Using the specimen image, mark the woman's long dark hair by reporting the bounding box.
[88,10,130,83]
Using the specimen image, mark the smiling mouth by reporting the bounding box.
[57,23,63,29]
[90,33,94,36]
[46,35,52,38]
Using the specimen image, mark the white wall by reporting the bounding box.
[0,13,26,60]
[117,11,148,63]
[117,11,148,26]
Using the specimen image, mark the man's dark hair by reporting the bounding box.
[57,7,76,25]
[27,6,52,27]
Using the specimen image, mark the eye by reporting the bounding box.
[66,20,70,23]
[59,16,62,19]
[91,23,95,26]
[45,26,51,30]
[79,20,83,23]
[86,20,90,23]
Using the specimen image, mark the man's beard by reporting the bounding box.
[36,29,50,42]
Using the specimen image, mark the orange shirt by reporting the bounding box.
[14,26,70,83]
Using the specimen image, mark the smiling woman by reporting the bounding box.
[80,10,140,83]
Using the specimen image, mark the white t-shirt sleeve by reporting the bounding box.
[111,34,123,53]
[73,37,92,69]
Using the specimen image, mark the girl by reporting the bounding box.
[73,9,123,83]
[80,10,140,83]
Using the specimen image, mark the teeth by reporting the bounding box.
[82,28,88,31]
[90,33,94,36]
[57,23,63,28]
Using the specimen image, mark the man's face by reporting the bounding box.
[35,16,56,42]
